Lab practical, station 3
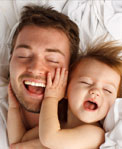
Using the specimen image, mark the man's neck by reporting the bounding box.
[20,107,40,130]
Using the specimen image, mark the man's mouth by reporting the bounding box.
[83,100,98,111]
[24,81,46,95]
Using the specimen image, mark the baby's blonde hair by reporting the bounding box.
[70,41,122,97]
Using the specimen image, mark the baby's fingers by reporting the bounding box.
[46,68,68,89]
[53,68,68,87]
[46,72,52,88]
[53,68,60,87]
[60,68,68,87]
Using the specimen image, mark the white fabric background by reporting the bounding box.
[0,0,122,148]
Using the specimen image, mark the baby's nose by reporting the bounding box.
[89,88,100,97]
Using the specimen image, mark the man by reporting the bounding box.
[2,4,79,149]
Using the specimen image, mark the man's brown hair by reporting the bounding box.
[11,5,80,65]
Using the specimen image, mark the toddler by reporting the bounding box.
[39,41,122,149]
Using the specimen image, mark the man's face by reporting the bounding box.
[10,25,70,113]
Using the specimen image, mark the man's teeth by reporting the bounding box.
[24,81,46,87]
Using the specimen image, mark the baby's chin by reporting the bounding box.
[79,116,101,124]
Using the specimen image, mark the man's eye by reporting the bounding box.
[48,60,59,64]
[104,89,112,94]
[18,56,30,58]
[80,81,91,85]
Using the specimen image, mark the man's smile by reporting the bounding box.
[22,80,46,99]
[24,81,46,87]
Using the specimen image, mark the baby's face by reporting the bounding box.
[67,58,120,123]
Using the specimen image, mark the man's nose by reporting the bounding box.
[89,88,100,97]
[27,60,49,75]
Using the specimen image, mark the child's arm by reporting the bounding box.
[39,68,105,149]
[21,126,39,142]
[10,139,49,149]
[7,83,26,145]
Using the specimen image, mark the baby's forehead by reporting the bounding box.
[71,57,102,70]
[70,57,120,82]
[72,57,120,74]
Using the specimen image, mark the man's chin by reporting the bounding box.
[24,108,40,114]
[19,100,42,114]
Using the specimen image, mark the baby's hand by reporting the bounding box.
[44,68,68,101]
[8,83,19,108]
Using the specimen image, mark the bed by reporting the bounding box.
[0,0,122,148]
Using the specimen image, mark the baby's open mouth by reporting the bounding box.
[24,81,46,95]
[84,100,98,111]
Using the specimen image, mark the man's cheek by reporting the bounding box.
[9,70,18,89]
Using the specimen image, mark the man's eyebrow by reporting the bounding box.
[15,44,31,50]
[46,48,65,57]
[15,45,65,56]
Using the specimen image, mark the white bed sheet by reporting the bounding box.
[0,0,122,148]
[100,98,122,149]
